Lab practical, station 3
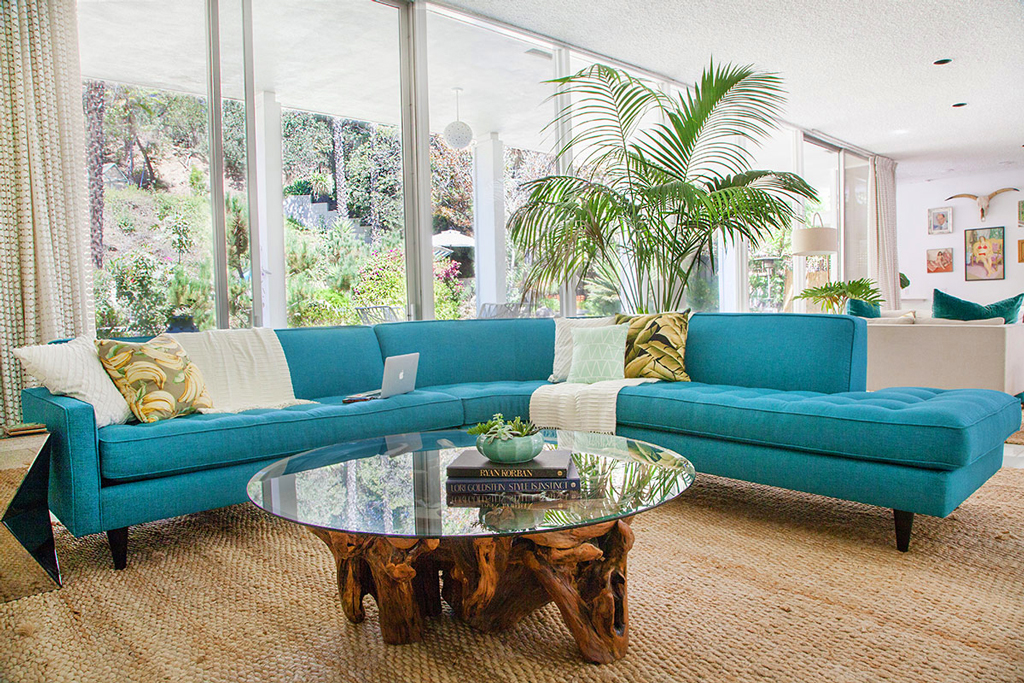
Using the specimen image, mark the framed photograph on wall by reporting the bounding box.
[964,227,1004,281]
[1018,239,1024,264]
[928,206,953,234]
[1018,200,1023,228]
[926,248,954,273]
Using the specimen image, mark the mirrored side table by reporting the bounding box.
[1,433,60,603]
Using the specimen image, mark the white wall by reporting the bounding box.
[897,168,1023,308]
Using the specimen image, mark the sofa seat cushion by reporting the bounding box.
[98,390,463,482]
[429,381,548,425]
[616,383,1021,470]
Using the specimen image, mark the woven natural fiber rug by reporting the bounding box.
[2,470,1023,683]
[1007,408,1024,445]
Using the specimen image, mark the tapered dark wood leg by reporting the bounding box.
[107,527,129,569]
[893,510,914,552]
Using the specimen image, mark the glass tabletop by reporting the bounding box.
[247,429,694,538]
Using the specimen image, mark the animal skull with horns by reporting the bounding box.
[946,188,1019,222]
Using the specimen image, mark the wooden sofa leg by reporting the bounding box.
[107,527,129,569]
[893,510,913,552]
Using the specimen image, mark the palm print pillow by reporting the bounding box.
[614,311,691,382]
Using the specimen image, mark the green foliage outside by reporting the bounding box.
[88,82,474,334]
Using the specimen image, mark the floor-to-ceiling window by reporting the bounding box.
[79,0,219,336]
[843,152,871,281]
[251,0,406,327]
[800,139,840,312]
[79,0,872,329]
[425,8,557,319]
[747,129,798,312]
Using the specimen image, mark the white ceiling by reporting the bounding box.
[77,0,557,152]
[77,0,1024,182]
[437,0,1024,181]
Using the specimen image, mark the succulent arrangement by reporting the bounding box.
[467,413,540,443]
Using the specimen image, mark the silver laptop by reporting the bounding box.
[344,353,419,402]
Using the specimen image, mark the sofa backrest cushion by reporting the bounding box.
[685,313,867,393]
[373,318,556,387]
[275,326,384,399]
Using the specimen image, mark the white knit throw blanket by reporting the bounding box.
[529,378,657,434]
[169,328,313,413]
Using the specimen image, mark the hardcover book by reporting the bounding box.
[445,491,583,508]
[445,460,580,496]
[446,448,572,479]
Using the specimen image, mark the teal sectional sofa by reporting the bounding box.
[21,313,1022,567]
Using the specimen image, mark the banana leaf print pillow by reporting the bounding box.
[614,311,691,382]
[95,335,213,423]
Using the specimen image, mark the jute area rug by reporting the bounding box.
[2,471,1022,683]
[1006,408,1024,445]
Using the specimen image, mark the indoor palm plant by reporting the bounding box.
[509,61,817,313]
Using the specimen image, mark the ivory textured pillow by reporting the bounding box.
[549,316,616,382]
[615,311,691,381]
[566,324,628,384]
[14,337,133,427]
[96,335,213,423]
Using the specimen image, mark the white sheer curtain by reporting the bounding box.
[0,0,94,425]
[869,156,900,310]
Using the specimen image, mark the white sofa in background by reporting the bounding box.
[866,312,1024,395]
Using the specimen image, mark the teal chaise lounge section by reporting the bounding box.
[21,313,1022,568]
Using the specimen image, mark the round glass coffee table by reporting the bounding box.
[247,429,694,664]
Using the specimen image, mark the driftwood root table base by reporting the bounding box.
[309,518,634,664]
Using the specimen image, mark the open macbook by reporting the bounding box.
[343,352,419,402]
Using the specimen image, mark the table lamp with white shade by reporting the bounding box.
[792,213,837,255]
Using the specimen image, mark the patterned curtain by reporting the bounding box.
[869,156,900,310]
[0,0,94,425]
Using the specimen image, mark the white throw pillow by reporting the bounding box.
[866,316,915,325]
[549,316,615,382]
[915,317,1005,326]
[879,310,916,319]
[14,337,133,427]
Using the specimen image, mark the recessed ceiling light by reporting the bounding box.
[952,102,967,108]
[933,58,953,65]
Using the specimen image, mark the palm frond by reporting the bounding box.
[638,61,786,183]
[794,278,884,314]
[511,60,816,313]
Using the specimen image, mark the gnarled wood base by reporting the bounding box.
[309,518,634,663]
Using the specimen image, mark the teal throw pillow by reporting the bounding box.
[566,324,628,384]
[846,299,881,318]
[932,289,1023,324]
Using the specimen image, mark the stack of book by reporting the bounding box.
[445,448,580,502]
[3,422,47,438]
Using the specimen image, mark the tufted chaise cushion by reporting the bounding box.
[616,384,1021,470]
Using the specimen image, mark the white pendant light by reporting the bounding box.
[792,213,838,255]
[443,87,473,150]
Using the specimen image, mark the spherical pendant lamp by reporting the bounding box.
[443,87,473,150]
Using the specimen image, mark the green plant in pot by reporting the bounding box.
[794,278,884,314]
[508,61,816,313]
[467,413,544,464]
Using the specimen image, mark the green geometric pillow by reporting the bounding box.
[566,324,628,384]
